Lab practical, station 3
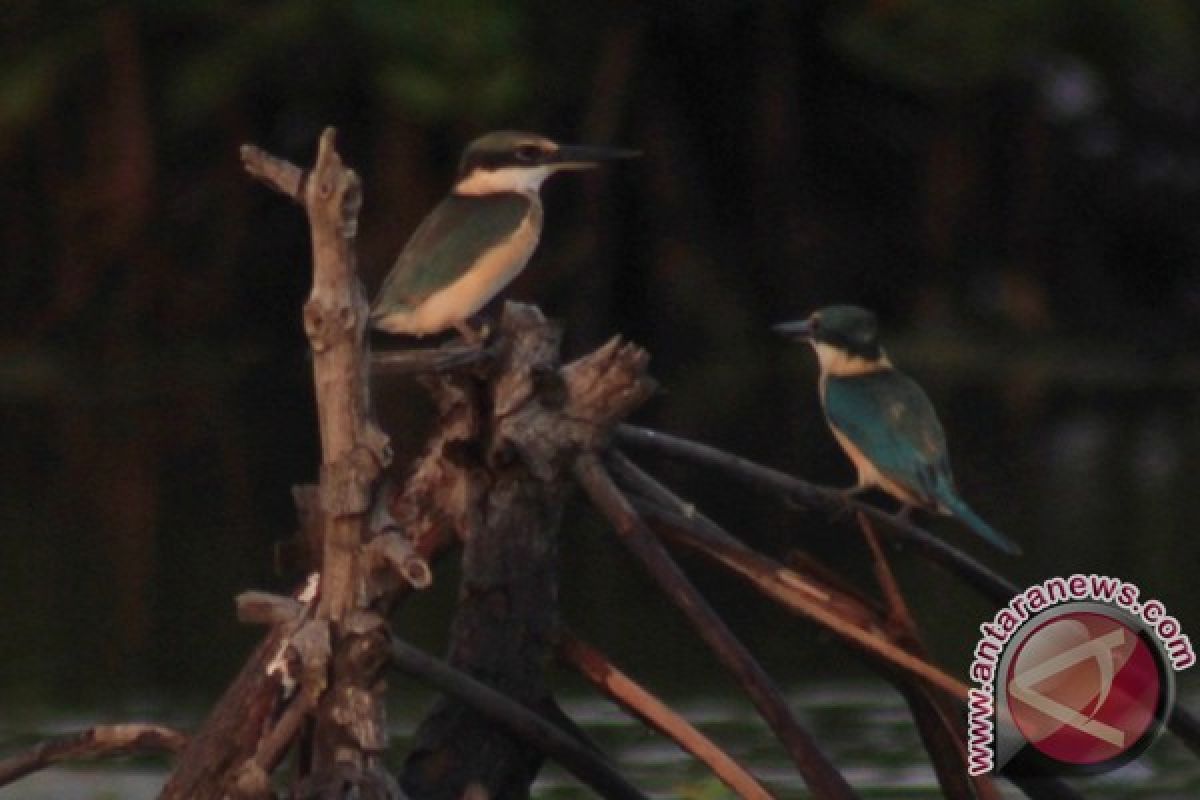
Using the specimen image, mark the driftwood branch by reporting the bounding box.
[370,341,496,376]
[610,449,1097,798]
[402,306,568,799]
[575,452,859,800]
[616,424,1018,601]
[159,630,286,799]
[398,305,656,798]
[391,638,650,800]
[163,128,396,798]
[616,426,1200,761]
[0,724,187,788]
[856,513,998,800]
[610,453,969,702]
[557,631,775,800]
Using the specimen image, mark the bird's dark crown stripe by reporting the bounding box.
[824,330,881,361]
[461,150,544,175]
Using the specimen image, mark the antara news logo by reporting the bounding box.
[967,574,1195,776]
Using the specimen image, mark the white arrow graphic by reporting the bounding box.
[1008,627,1127,747]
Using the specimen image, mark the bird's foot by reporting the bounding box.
[833,486,868,519]
[890,505,914,525]
[453,320,489,348]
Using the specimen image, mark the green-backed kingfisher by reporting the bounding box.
[370,131,638,343]
[775,305,1021,555]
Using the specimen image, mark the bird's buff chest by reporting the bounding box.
[380,195,543,336]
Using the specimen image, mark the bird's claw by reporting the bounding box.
[453,320,490,349]
[831,486,868,520]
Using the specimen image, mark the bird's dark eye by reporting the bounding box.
[809,317,821,332]
[515,144,543,162]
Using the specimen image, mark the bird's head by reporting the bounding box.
[453,130,639,195]
[773,305,887,374]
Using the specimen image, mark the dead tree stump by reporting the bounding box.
[402,304,653,799]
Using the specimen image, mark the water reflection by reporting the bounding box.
[4,684,1198,798]
[1,341,1199,792]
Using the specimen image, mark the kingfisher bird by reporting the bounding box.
[369,130,639,343]
[774,305,1021,555]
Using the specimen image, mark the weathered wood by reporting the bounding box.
[393,639,649,800]
[311,612,392,788]
[856,513,991,800]
[159,630,284,799]
[400,304,656,799]
[557,631,775,800]
[0,724,187,788]
[370,341,496,376]
[236,591,305,625]
[402,307,569,800]
[615,424,1018,601]
[162,130,395,799]
[292,129,389,621]
[575,454,859,800]
[628,498,969,702]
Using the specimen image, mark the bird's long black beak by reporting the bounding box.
[551,143,641,169]
[772,319,814,341]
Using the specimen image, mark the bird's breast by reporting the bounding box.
[389,197,542,334]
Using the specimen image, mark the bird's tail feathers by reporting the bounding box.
[941,494,1022,555]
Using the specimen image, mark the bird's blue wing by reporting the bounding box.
[823,370,953,507]
[825,369,1020,554]
[372,192,536,312]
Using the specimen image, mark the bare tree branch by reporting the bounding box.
[0,724,187,788]
[615,427,1200,760]
[857,513,998,800]
[390,638,649,800]
[627,495,969,702]
[574,452,859,799]
[557,630,775,800]
[370,341,496,376]
[616,424,1017,601]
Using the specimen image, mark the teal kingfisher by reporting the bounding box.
[774,305,1021,555]
[370,130,638,343]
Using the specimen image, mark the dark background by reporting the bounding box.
[2,0,1198,720]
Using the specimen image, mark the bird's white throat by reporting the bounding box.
[811,341,891,377]
[455,165,558,195]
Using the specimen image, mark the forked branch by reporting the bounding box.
[575,452,859,800]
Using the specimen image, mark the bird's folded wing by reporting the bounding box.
[824,370,953,505]
[373,192,534,310]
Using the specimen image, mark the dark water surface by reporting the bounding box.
[3,683,1198,798]
[2,338,1199,796]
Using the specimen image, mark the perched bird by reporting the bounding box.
[774,305,1021,554]
[370,130,639,343]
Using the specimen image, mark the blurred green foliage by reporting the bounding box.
[833,0,1200,94]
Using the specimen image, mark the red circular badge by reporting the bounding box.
[1005,611,1164,767]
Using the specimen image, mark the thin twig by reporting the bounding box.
[630,497,968,702]
[616,424,1017,602]
[609,452,967,700]
[857,513,916,633]
[390,638,649,800]
[0,724,188,787]
[574,453,859,800]
[370,342,496,376]
[557,630,775,800]
[858,513,999,800]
